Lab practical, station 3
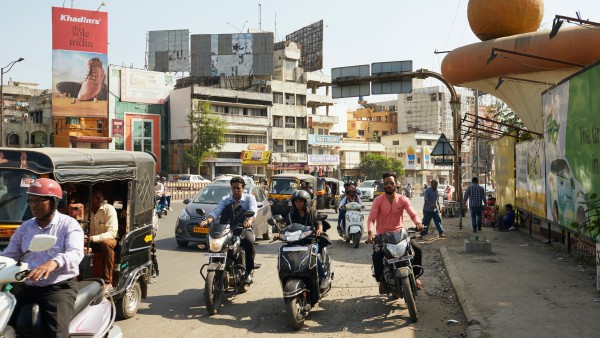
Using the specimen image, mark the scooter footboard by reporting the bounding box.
[282,279,307,298]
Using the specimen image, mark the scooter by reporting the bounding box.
[272,215,334,330]
[200,211,257,315]
[338,202,364,248]
[155,194,168,218]
[0,234,122,338]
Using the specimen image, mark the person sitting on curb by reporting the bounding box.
[495,204,516,231]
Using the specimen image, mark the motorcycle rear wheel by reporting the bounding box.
[401,276,418,322]
[352,232,361,248]
[205,271,224,315]
[286,296,306,330]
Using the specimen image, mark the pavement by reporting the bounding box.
[432,216,600,338]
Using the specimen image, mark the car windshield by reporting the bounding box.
[269,178,299,195]
[192,186,233,204]
[359,181,375,188]
[179,175,192,181]
[0,170,39,222]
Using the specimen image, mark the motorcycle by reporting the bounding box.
[272,214,334,330]
[0,234,122,338]
[155,194,168,218]
[403,187,412,199]
[200,211,257,315]
[376,228,422,322]
[338,202,364,248]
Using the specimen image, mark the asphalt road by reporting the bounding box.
[117,197,467,337]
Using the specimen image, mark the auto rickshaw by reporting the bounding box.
[373,180,385,199]
[315,177,327,210]
[0,148,158,320]
[268,174,317,218]
[322,177,341,213]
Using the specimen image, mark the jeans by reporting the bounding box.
[421,210,444,236]
[337,209,346,230]
[240,230,256,274]
[470,206,483,231]
[316,243,326,279]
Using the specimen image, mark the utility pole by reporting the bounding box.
[0,57,25,147]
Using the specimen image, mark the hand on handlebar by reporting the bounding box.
[366,232,374,244]
[415,222,424,232]
[27,260,59,281]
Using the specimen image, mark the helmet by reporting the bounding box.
[346,185,356,193]
[161,176,166,181]
[155,175,160,181]
[27,178,63,199]
[291,190,311,204]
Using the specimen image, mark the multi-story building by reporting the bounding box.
[1,81,52,147]
[346,101,398,141]
[337,138,385,182]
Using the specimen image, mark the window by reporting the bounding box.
[297,117,307,129]
[431,93,438,102]
[286,140,295,152]
[358,130,365,136]
[97,120,104,133]
[285,60,295,71]
[285,93,295,105]
[297,95,306,105]
[393,140,399,145]
[273,92,284,104]
[285,117,295,128]
[132,120,153,152]
[417,158,421,164]
[297,140,307,152]
[406,96,413,101]
[65,117,80,125]
[382,131,389,136]
[31,111,43,124]
[273,116,284,128]
[427,140,432,145]
[224,134,267,144]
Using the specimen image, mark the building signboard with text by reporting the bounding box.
[308,134,341,146]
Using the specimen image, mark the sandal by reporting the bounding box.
[415,279,425,290]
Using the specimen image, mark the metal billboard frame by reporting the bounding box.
[285,20,323,72]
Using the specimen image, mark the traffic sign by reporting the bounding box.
[430,133,456,156]
[371,61,413,95]
[331,65,370,99]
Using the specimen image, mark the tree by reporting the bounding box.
[184,100,227,172]
[489,101,532,141]
[359,153,404,181]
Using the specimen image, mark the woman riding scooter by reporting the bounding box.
[337,184,362,233]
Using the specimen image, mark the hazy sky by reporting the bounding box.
[1,0,598,99]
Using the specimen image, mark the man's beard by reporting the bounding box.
[385,187,395,195]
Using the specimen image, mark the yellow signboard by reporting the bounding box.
[241,150,271,164]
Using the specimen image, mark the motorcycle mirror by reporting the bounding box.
[183,199,191,205]
[244,210,255,218]
[316,212,327,221]
[19,234,57,266]
[273,214,284,221]
[268,218,276,226]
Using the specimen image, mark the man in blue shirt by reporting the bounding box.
[200,177,257,284]
[463,177,487,233]
[1,178,84,338]
[420,180,445,239]
[496,204,516,231]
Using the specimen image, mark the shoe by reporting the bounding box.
[418,235,424,240]
[478,227,482,231]
[78,58,105,101]
[243,273,253,285]
[438,233,446,238]
[319,278,330,291]
[168,207,173,211]
[508,227,516,231]
[415,279,424,290]
[104,284,114,294]
[378,282,387,295]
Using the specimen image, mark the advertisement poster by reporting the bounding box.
[405,146,416,170]
[423,146,431,169]
[112,119,124,138]
[241,150,271,165]
[120,68,174,104]
[494,135,515,207]
[515,139,546,217]
[543,64,600,230]
[52,7,108,118]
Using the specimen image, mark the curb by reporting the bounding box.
[440,246,485,338]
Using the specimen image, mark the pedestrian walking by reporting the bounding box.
[463,177,486,233]
[420,180,445,239]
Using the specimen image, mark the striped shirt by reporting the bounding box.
[463,184,486,208]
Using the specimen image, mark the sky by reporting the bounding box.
[1,0,598,103]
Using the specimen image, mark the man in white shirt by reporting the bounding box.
[89,190,118,289]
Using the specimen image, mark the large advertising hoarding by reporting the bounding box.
[543,63,600,230]
[52,7,108,118]
[516,139,546,217]
[190,32,274,77]
[405,146,416,170]
[120,68,174,104]
[494,135,515,207]
[286,20,323,72]
[148,29,190,72]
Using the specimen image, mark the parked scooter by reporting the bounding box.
[271,215,334,330]
[338,202,364,248]
[0,235,122,338]
[200,211,257,315]
[375,228,422,322]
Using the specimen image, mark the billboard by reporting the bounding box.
[120,68,174,104]
[516,139,546,217]
[543,63,600,231]
[286,20,323,72]
[405,146,416,170]
[52,7,108,118]
[190,32,274,77]
[307,134,340,146]
[241,150,271,165]
[148,29,190,72]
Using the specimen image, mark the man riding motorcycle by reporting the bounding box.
[1,178,84,338]
[200,176,257,284]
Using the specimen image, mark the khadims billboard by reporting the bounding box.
[52,7,108,118]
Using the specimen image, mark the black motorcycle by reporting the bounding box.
[377,229,422,322]
[200,210,256,315]
[270,214,333,330]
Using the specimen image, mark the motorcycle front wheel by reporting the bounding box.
[286,295,307,330]
[401,276,418,322]
[205,271,224,315]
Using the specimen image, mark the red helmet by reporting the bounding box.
[346,185,356,193]
[27,178,63,199]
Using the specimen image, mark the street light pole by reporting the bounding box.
[0,57,25,147]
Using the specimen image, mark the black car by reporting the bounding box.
[175,183,273,247]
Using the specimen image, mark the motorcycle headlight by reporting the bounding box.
[0,292,16,333]
[288,200,292,207]
[386,240,408,258]
[178,209,190,221]
[269,199,273,206]
[208,235,227,252]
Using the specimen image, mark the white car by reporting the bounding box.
[358,180,377,201]
[176,174,210,183]
[212,175,255,188]
[437,184,455,197]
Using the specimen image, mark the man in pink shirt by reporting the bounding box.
[367,172,425,294]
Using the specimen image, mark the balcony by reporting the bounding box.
[310,114,338,125]
[306,93,334,107]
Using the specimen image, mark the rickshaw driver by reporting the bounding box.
[87,189,118,291]
[199,176,258,285]
[1,178,84,338]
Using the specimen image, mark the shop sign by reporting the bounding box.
[308,154,339,166]
[241,150,271,164]
[308,134,341,146]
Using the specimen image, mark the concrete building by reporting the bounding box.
[1,81,52,148]
[347,101,398,141]
[337,138,385,182]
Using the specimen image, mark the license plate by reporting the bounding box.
[282,246,309,252]
[193,226,209,233]
[206,253,226,258]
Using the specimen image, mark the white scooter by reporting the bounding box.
[0,235,122,338]
[338,202,364,248]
